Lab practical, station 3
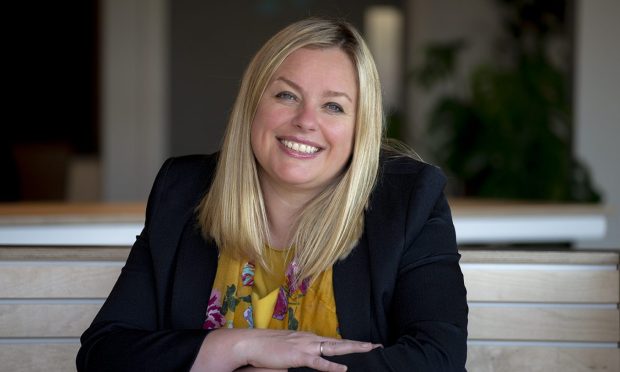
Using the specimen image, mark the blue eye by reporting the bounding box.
[275,91,296,101]
[325,102,344,113]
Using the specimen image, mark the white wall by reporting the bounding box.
[574,0,620,249]
[100,0,169,201]
[365,6,404,112]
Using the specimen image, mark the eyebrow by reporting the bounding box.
[275,76,353,103]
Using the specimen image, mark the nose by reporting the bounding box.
[294,103,317,131]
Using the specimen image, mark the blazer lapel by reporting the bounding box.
[149,156,217,326]
[169,217,219,329]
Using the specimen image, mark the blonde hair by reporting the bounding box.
[197,18,383,282]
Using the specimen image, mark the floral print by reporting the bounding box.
[273,287,288,320]
[203,289,225,329]
[241,263,255,286]
[203,252,340,338]
[272,261,310,322]
[286,260,310,294]
[221,284,250,316]
[243,306,254,328]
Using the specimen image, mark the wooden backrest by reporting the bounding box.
[461,250,619,371]
[0,247,127,372]
[0,247,618,371]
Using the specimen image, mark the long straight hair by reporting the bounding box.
[197,18,383,282]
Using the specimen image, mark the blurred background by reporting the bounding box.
[2,0,619,248]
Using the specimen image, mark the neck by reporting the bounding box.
[258,174,319,250]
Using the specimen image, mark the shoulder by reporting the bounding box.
[374,153,447,202]
[157,153,218,184]
[145,153,219,224]
[366,154,453,252]
[155,153,218,192]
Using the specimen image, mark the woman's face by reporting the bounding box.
[251,47,357,195]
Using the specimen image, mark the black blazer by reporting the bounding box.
[77,153,468,371]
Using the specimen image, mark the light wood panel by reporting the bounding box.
[467,345,620,372]
[0,265,122,298]
[0,247,130,261]
[464,269,620,303]
[3,254,617,303]
[3,247,617,265]
[461,250,619,264]
[449,199,607,216]
[0,202,144,225]
[1,302,617,342]
[1,343,618,372]
[0,304,100,337]
[0,200,605,220]
[0,343,79,372]
[469,307,619,342]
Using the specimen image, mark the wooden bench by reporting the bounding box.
[0,247,618,371]
[462,250,619,371]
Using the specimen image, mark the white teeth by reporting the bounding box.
[281,139,319,154]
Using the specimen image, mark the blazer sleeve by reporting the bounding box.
[384,190,468,370]
[76,158,210,372]
[312,165,468,371]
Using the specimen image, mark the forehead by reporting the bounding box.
[271,47,358,98]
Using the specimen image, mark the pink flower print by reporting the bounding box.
[286,261,299,291]
[286,260,309,295]
[298,277,310,295]
[241,262,255,286]
[272,287,288,320]
[203,290,225,330]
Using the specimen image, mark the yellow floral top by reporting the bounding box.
[202,247,340,338]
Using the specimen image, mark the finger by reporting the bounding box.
[319,340,375,357]
[305,355,347,372]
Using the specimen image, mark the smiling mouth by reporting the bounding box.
[279,139,321,154]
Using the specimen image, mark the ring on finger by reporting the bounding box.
[319,341,325,357]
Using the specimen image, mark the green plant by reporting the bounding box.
[413,0,600,202]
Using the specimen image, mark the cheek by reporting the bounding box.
[250,109,272,147]
[252,105,288,135]
[250,118,267,162]
[249,120,260,152]
[327,123,355,159]
[251,108,266,136]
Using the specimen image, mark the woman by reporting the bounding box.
[77,18,468,372]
